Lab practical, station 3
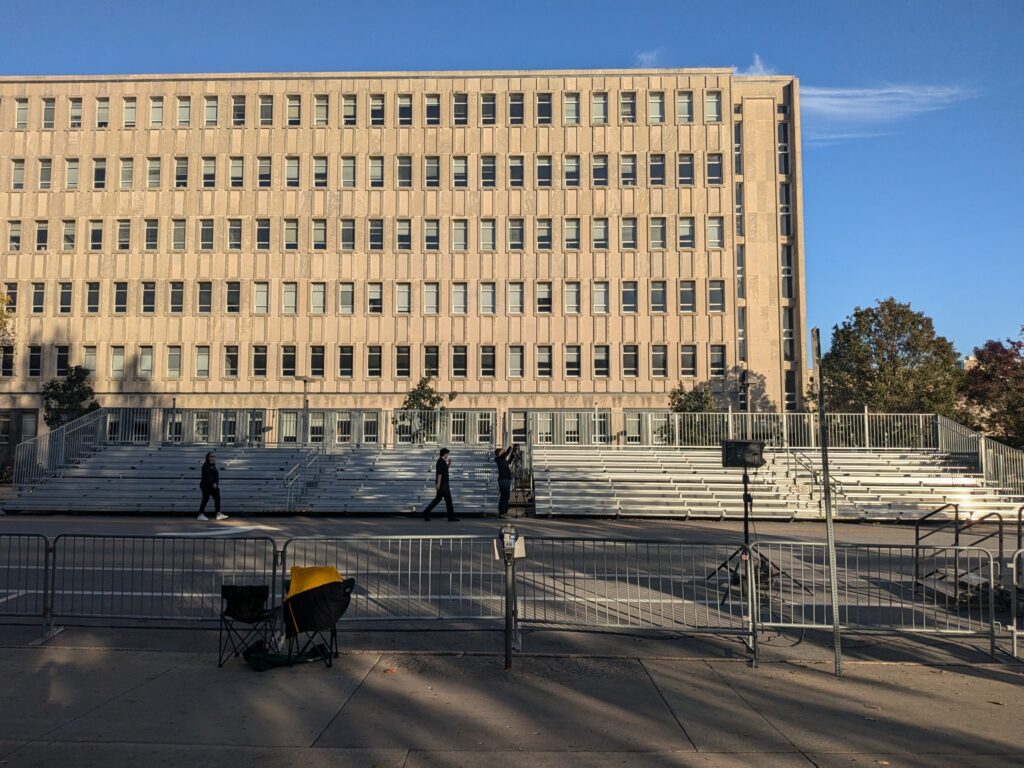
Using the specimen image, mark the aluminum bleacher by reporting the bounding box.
[532,445,1024,520]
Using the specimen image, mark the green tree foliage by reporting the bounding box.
[819,298,962,415]
[40,366,101,429]
[0,291,12,346]
[668,382,717,412]
[399,375,457,412]
[963,327,1024,448]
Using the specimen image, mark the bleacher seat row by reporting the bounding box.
[532,446,1024,521]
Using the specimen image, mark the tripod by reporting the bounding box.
[706,468,811,600]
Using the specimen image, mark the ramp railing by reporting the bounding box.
[13,408,107,489]
[1011,548,1023,660]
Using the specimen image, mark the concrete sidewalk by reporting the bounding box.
[0,628,1022,767]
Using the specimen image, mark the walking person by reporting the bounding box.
[494,444,518,518]
[422,448,458,522]
[197,451,228,521]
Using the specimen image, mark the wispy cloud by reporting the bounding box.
[734,53,775,77]
[634,49,660,68]
[801,84,973,145]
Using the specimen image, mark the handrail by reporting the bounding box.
[283,446,322,511]
[789,448,868,517]
[914,503,960,583]
[958,512,1005,575]
[14,408,108,489]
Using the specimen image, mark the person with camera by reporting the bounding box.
[493,444,518,518]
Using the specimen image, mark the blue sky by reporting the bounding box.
[4,0,1021,355]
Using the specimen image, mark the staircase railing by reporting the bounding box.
[936,415,1024,497]
[284,445,322,512]
[787,448,867,517]
[14,408,108,490]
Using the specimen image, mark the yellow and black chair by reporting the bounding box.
[283,566,355,667]
[218,584,276,667]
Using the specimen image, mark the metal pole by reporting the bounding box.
[812,327,842,677]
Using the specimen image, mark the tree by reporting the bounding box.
[399,374,458,411]
[819,298,962,415]
[668,382,717,412]
[962,327,1024,448]
[40,366,101,429]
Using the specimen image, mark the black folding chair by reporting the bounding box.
[218,585,276,667]
[284,577,355,667]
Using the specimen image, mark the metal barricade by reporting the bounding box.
[517,538,757,646]
[1011,548,1024,660]
[282,536,502,621]
[751,542,996,653]
[49,535,278,625]
[0,534,49,626]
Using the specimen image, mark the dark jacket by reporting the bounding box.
[200,461,219,491]
[435,458,450,489]
[495,447,515,481]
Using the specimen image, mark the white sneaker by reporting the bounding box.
[215,513,229,520]
[197,513,209,521]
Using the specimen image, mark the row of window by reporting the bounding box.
[2,89,742,131]
[6,211,795,253]
[4,277,784,317]
[0,342,738,381]
[5,146,792,192]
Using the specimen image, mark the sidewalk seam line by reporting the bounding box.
[309,652,383,748]
[639,658,698,751]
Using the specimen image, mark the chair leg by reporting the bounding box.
[218,617,227,668]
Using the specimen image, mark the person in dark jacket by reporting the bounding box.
[422,448,458,522]
[198,451,228,521]
[494,444,518,518]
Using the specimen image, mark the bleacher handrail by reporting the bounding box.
[283,445,322,511]
[13,408,108,489]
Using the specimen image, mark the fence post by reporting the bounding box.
[864,406,870,449]
[745,545,759,668]
[988,554,997,657]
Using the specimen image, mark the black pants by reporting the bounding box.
[498,478,512,516]
[423,486,454,518]
[199,487,221,514]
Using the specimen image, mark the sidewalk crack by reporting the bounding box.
[639,659,697,751]
[310,652,382,748]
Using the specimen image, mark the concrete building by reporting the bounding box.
[0,68,806,463]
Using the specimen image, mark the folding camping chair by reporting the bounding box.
[218,584,277,667]
[283,566,355,668]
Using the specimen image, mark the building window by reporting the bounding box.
[452,219,468,251]
[650,281,667,313]
[508,93,524,125]
[280,346,296,377]
[28,346,43,377]
[785,370,798,412]
[452,346,468,377]
[508,346,524,378]
[780,182,793,237]
[226,282,240,313]
[480,346,496,378]
[619,91,636,123]
[199,219,214,250]
[61,220,75,251]
[620,155,636,186]
[676,91,693,123]
[92,158,106,189]
[679,280,696,313]
[508,219,524,251]
[781,244,794,299]
[110,346,125,379]
[259,95,273,126]
[425,94,441,125]
[284,219,299,250]
[480,93,496,125]
[564,155,580,187]
[593,218,609,250]
[650,217,666,249]
[177,96,191,127]
[648,91,665,123]
[536,282,552,314]
[116,220,130,251]
[649,154,665,186]
[706,153,724,185]
[592,92,608,124]
[170,282,184,313]
[95,97,109,128]
[681,345,697,377]
[366,346,382,378]
[424,219,440,251]
[536,93,552,125]
[258,156,271,187]
[36,221,49,251]
[281,282,297,315]
[564,93,580,124]
[137,345,153,378]
[710,345,727,378]
[423,283,439,315]
[231,95,246,126]
[564,282,580,314]
[341,94,356,126]
[707,217,725,249]
[41,97,56,128]
[481,155,496,187]
[705,91,722,123]
[652,345,668,377]
[251,346,267,377]
[141,282,155,313]
[370,94,385,126]
[66,98,85,129]
[174,157,188,187]
[622,345,639,377]
[593,281,609,314]
[309,283,326,315]
[286,94,301,126]
[565,345,582,378]
[39,158,53,190]
[452,155,468,188]
[738,306,748,363]
[507,283,524,315]
[621,218,637,250]
[66,158,79,189]
[480,282,496,314]
[338,346,353,378]
[509,155,524,188]
[783,307,796,362]
[367,219,383,250]
[594,345,610,377]
[166,346,182,378]
[736,245,746,299]
[339,156,356,188]
[396,282,412,314]
[453,93,468,125]
[337,219,354,250]
[621,281,638,313]
[286,156,299,188]
[536,346,552,378]
[778,122,791,175]
[395,94,412,126]
[452,283,468,315]
[204,95,218,127]
[677,153,695,186]
[532,155,552,188]
[85,282,99,313]
[57,282,71,313]
[735,182,745,236]
[338,282,354,314]
[479,219,496,251]
[709,280,726,312]
[536,219,552,250]
[224,345,239,378]
[202,157,216,187]
[254,282,270,314]
[309,345,325,377]
[197,281,213,313]
[394,346,411,378]
[89,220,103,251]
[367,283,383,314]
[0,347,13,377]
[83,346,96,375]
[228,219,242,250]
